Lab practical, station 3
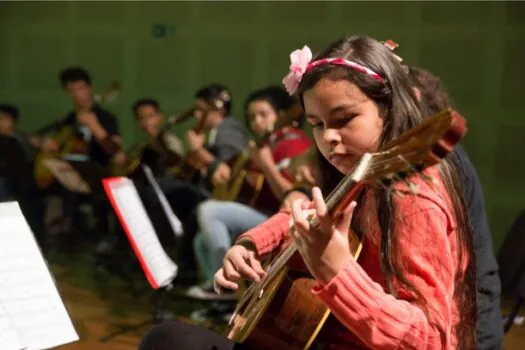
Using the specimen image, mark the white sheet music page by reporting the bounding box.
[103,177,177,289]
[142,165,183,237]
[0,202,79,350]
[0,302,23,350]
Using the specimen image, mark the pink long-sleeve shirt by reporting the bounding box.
[238,167,464,349]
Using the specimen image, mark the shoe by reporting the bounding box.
[185,281,237,301]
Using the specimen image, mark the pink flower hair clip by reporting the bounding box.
[282,45,313,96]
[282,45,384,96]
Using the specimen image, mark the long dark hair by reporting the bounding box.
[296,35,476,349]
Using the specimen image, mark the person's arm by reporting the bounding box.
[256,151,293,201]
[194,147,216,167]
[92,113,121,155]
[312,188,461,349]
[29,118,68,150]
[236,209,291,257]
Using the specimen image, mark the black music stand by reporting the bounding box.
[99,282,175,342]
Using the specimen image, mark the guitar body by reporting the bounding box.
[33,126,88,189]
[213,152,281,214]
[227,253,330,350]
[213,151,249,201]
[227,202,364,350]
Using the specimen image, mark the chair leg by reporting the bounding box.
[504,295,523,333]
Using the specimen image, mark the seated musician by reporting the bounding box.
[187,86,311,307]
[139,35,477,350]
[153,84,248,279]
[31,67,120,235]
[32,67,120,166]
[0,104,45,248]
[112,98,185,179]
[278,52,503,350]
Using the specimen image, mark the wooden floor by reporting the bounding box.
[49,259,525,350]
[55,279,144,350]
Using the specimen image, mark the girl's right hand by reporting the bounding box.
[213,243,266,293]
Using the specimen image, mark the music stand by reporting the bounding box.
[98,177,179,342]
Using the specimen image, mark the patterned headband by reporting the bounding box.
[282,45,384,96]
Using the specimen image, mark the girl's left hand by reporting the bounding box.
[290,187,357,285]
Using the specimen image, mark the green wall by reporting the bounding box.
[1,1,524,251]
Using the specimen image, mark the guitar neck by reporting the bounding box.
[266,156,370,276]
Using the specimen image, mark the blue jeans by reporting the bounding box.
[195,200,268,281]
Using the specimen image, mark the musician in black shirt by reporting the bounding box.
[31,67,121,236]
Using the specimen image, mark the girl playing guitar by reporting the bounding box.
[139,35,476,350]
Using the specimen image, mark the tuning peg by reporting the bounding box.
[406,181,419,194]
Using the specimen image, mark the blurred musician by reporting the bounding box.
[32,67,120,167]
[0,104,45,249]
[150,83,248,279]
[187,86,311,309]
[31,67,120,236]
[112,98,185,179]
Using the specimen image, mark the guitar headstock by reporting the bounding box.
[167,107,196,126]
[382,39,404,66]
[95,81,121,104]
[383,39,399,52]
[352,108,467,188]
[320,108,466,223]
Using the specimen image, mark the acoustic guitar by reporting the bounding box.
[33,81,120,189]
[169,96,230,182]
[225,108,467,349]
[212,103,304,212]
[111,107,195,177]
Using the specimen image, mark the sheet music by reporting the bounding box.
[103,178,177,289]
[142,165,183,237]
[0,202,79,350]
[43,158,91,193]
[0,302,23,350]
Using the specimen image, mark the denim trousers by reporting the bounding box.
[194,199,268,281]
